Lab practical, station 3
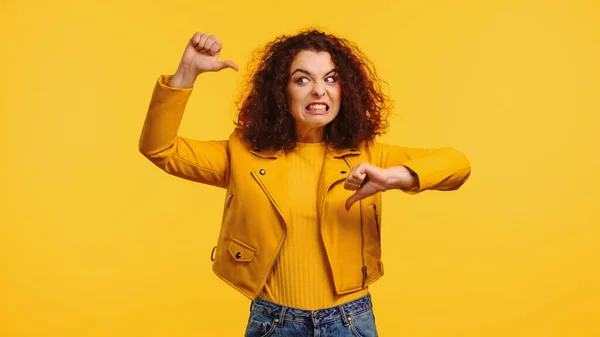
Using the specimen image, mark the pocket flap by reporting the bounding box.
[228,238,255,263]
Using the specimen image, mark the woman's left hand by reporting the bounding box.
[344,163,418,210]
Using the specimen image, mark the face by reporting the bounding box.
[287,50,341,141]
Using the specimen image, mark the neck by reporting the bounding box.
[296,127,324,143]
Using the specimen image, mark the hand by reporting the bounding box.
[170,32,239,87]
[344,164,418,211]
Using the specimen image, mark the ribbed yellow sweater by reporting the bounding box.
[259,142,368,310]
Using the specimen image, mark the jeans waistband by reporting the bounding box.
[250,293,373,326]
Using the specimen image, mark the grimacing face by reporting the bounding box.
[287,50,341,141]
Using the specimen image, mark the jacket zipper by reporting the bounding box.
[362,204,381,286]
[212,193,235,261]
[373,203,380,240]
[360,199,368,288]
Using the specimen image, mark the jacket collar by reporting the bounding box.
[250,146,361,159]
[328,147,361,158]
[249,148,283,159]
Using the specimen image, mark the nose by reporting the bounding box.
[312,82,326,97]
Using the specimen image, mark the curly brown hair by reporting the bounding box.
[235,29,390,151]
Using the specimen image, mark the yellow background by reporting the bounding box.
[1,0,599,336]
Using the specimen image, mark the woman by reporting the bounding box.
[139,29,471,337]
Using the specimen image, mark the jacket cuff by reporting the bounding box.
[150,74,194,105]
[400,149,470,192]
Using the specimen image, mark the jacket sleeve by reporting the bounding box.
[377,142,471,193]
[138,75,230,188]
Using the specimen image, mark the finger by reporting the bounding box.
[344,181,361,191]
[345,171,366,189]
[344,177,363,190]
[215,60,239,72]
[353,170,367,183]
[198,34,210,51]
[190,32,202,46]
[203,35,216,51]
[346,164,367,182]
[208,40,222,55]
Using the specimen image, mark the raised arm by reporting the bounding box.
[138,32,239,188]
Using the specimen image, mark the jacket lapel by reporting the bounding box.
[249,148,291,227]
[317,147,360,219]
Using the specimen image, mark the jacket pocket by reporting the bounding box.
[228,238,255,263]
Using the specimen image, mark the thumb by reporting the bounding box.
[345,189,364,211]
[215,60,239,72]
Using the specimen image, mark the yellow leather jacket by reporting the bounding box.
[139,75,471,299]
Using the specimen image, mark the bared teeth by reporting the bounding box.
[307,104,327,110]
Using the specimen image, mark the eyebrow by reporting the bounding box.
[291,68,337,77]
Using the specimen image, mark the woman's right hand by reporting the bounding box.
[169,32,239,88]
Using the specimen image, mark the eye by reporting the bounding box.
[324,75,337,83]
[296,77,309,84]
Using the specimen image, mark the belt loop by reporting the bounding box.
[276,306,287,327]
[249,300,255,312]
[338,304,350,327]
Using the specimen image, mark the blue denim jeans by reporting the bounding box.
[244,293,378,337]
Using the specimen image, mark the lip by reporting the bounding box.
[305,101,330,115]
